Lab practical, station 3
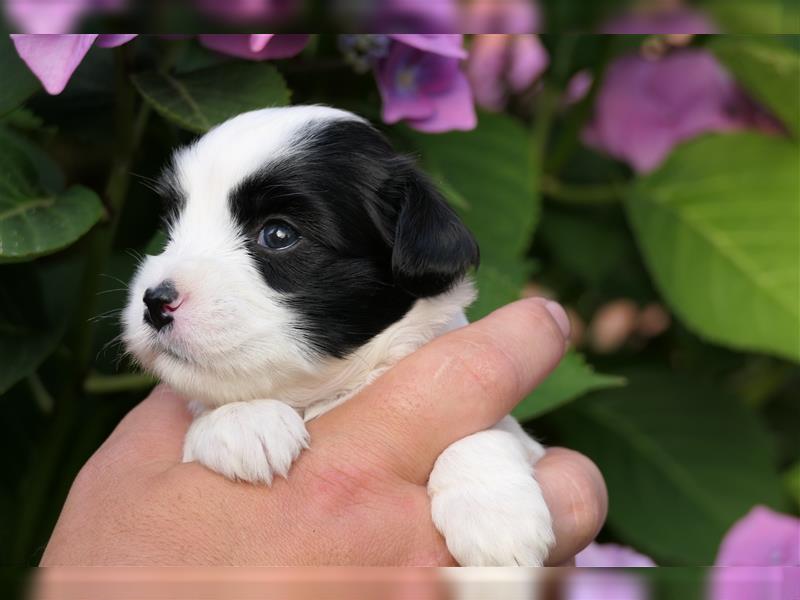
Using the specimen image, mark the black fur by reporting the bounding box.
[228,119,479,358]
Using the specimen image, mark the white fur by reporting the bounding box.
[124,105,553,566]
[183,400,309,485]
[428,416,554,566]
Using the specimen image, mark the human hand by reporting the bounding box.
[41,298,607,566]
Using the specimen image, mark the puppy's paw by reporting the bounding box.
[429,429,555,566]
[183,399,309,485]
[431,476,554,566]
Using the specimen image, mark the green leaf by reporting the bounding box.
[0,268,61,394]
[710,37,800,135]
[705,2,800,34]
[513,351,624,422]
[0,132,103,262]
[132,62,291,133]
[549,369,785,565]
[627,133,800,361]
[784,461,800,511]
[405,112,539,266]
[0,36,39,117]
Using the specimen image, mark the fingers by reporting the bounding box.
[537,448,608,565]
[91,385,192,472]
[311,298,570,484]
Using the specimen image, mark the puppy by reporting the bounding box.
[124,106,554,566]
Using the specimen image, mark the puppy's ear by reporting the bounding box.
[391,166,479,298]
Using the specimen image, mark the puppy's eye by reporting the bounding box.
[258,220,299,250]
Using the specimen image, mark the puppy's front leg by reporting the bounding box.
[428,416,554,566]
[183,400,309,485]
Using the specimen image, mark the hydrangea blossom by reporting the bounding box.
[711,506,800,600]
[464,0,548,111]
[11,34,309,95]
[371,35,476,133]
[575,542,656,567]
[10,34,137,94]
[583,49,784,173]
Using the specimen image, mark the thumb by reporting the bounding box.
[311,297,570,483]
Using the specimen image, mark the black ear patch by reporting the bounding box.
[392,167,480,298]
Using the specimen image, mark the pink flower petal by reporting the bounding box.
[582,49,757,173]
[95,34,137,48]
[575,543,656,567]
[11,33,98,94]
[249,34,274,52]
[461,0,542,34]
[198,34,308,60]
[407,69,476,133]
[5,0,89,34]
[716,507,800,567]
[389,34,466,59]
[507,34,548,92]
[466,34,508,111]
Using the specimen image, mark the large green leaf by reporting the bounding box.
[513,351,624,422]
[132,62,291,133]
[0,132,103,262]
[549,369,785,564]
[710,37,800,135]
[627,133,800,361]
[0,36,39,117]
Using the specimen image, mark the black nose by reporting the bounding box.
[143,280,179,331]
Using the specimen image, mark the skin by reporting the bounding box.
[41,298,607,566]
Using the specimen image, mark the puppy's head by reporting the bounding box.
[123,106,478,405]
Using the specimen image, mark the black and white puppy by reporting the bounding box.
[124,106,554,566]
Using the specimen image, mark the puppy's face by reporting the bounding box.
[123,106,478,405]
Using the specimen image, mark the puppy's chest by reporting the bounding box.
[299,308,470,422]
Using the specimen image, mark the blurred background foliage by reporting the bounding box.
[0,15,798,578]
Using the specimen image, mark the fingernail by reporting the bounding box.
[543,299,571,340]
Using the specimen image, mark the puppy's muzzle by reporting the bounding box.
[143,279,180,331]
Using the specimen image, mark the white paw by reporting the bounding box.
[429,430,555,566]
[183,399,309,485]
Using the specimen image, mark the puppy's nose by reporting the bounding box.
[143,280,180,331]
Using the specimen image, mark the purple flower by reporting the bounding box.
[5,0,126,34]
[461,0,542,33]
[565,571,651,600]
[582,49,782,173]
[467,34,548,111]
[463,1,547,111]
[710,507,800,600]
[10,33,136,94]
[575,542,656,567]
[197,34,309,60]
[374,34,476,133]
[600,7,717,34]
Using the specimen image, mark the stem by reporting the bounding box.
[27,372,54,414]
[84,372,156,395]
[546,37,614,174]
[540,175,624,205]
[531,36,578,205]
